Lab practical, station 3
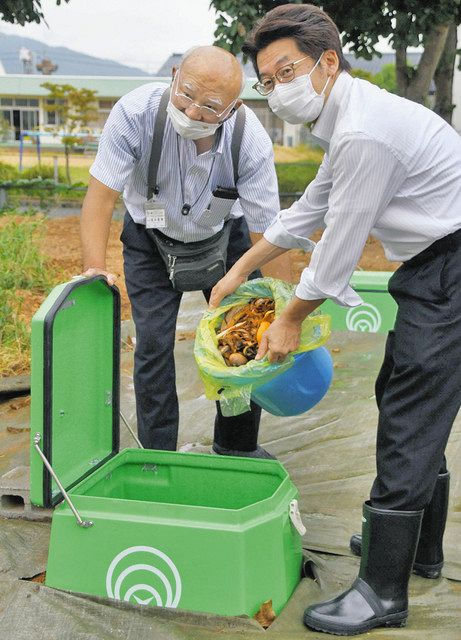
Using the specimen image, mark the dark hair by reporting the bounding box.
[242,3,351,76]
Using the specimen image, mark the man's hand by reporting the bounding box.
[81,267,118,286]
[209,272,247,308]
[209,238,289,308]
[255,316,302,363]
[255,296,325,363]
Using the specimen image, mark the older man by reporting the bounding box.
[80,45,291,457]
[210,4,461,636]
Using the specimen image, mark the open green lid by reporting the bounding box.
[30,276,120,508]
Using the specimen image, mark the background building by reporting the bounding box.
[1,43,460,147]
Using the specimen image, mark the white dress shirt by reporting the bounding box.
[90,83,280,242]
[264,72,461,306]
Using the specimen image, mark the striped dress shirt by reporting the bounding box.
[264,71,461,306]
[90,82,279,242]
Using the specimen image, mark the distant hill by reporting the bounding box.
[157,51,422,78]
[0,33,150,76]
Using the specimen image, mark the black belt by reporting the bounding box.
[406,227,461,267]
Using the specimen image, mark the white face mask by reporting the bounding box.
[166,101,221,140]
[267,55,331,124]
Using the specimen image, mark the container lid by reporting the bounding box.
[350,271,392,291]
[30,276,120,508]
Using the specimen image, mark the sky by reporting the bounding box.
[0,0,400,75]
[0,0,219,74]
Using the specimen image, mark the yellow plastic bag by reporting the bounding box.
[194,278,331,416]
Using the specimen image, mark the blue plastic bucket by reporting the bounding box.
[251,347,333,416]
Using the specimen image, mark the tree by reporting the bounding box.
[373,64,397,93]
[434,20,458,122]
[350,69,376,84]
[211,0,461,120]
[41,83,98,183]
[0,0,70,25]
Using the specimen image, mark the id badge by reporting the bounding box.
[144,200,166,229]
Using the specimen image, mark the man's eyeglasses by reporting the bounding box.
[253,56,310,96]
[174,72,237,121]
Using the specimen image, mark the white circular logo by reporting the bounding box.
[346,303,382,333]
[106,545,182,608]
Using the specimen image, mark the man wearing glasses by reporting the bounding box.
[210,3,461,637]
[80,45,291,458]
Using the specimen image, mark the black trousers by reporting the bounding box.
[370,228,461,511]
[121,213,262,450]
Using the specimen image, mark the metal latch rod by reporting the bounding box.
[34,433,93,528]
[119,410,144,448]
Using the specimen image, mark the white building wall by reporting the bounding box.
[282,122,303,147]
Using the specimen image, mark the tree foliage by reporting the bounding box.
[373,63,397,93]
[211,0,460,111]
[0,0,70,25]
[41,82,97,183]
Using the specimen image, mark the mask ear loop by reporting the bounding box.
[320,75,331,95]
[309,53,331,96]
[308,53,323,78]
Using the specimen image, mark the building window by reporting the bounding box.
[1,98,40,107]
[45,98,65,126]
[21,110,39,131]
[95,98,116,131]
[99,99,116,110]
[2,110,12,126]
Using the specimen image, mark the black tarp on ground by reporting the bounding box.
[1,316,460,638]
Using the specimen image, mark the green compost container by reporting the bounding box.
[30,276,304,618]
[321,271,397,334]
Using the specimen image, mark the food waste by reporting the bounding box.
[216,298,275,366]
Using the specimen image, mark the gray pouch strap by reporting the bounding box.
[147,96,246,199]
[231,106,246,187]
[147,87,170,199]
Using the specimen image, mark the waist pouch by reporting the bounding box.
[149,221,232,291]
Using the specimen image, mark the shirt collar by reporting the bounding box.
[187,121,225,157]
[311,71,353,148]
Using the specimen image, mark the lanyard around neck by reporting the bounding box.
[175,134,217,216]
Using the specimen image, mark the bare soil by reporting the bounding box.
[1,216,398,378]
[38,217,398,326]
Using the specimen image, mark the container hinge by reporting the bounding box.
[33,433,94,528]
[119,411,144,448]
[289,499,306,536]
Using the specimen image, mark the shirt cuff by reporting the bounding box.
[295,273,363,308]
[263,215,316,252]
[89,163,125,192]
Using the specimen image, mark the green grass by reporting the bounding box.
[69,165,90,185]
[0,158,317,199]
[275,162,319,193]
[0,210,54,376]
[0,161,88,207]
[0,161,19,181]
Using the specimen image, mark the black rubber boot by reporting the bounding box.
[212,400,275,459]
[350,471,450,579]
[303,501,423,636]
[413,471,450,578]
